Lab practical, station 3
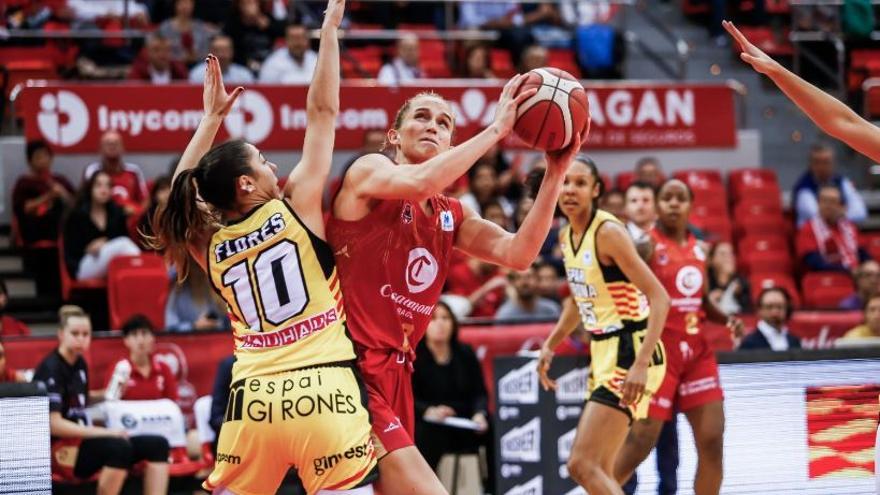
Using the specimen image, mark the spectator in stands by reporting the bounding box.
[33,305,170,494]
[458,43,496,79]
[598,189,625,220]
[634,156,664,187]
[189,35,254,84]
[413,302,490,471]
[83,131,149,214]
[458,2,534,65]
[63,170,141,280]
[796,184,870,273]
[157,0,217,66]
[840,260,880,310]
[135,176,171,251]
[739,287,799,351]
[460,162,515,219]
[12,140,74,246]
[841,294,880,340]
[258,23,317,83]
[0,340,27,383]
[495,264,561,320]
[224,0,286,72]
[0,279,30,337]
[209,355,235,451]
[624,181,656,242]
[793,143,867,227]
[128,33,189,84]
[482,200,513,232]
[105,315,178,401]
[520,44,549,72]
[446,258,507,318]
[707,242,752,315]
[377,33,423,86]
[534,260,562,303]
[66,0,150,23]
[165,264,228,332]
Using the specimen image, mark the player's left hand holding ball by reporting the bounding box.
[622,361,648,406]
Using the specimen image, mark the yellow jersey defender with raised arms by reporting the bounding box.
[561,209,666,420]
[203,199,377,495]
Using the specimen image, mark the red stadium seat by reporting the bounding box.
[691,185,728,210]
[728,168,781,202]
[107,254,169,330]
[789,310,862,347]
[599,173,613,192]
[692,203,728,220]
[168,447,204,477]
[742,251,793,277]
[861,231,880,261]
[732,200,783,220]
[749,272,801,307]
[616,171,637,191]
[58,237,107,301]
[547,49,581,78]
[673,169,723,189]
[733,215,788,239]
[801,272,855,309]
[490,49,516,78]
[738,235,791,273]
[690,216,732,243]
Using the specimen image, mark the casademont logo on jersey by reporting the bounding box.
[502,475,543,495]
[557,428,576,462]
[500,417,541,463]
[554,367,588,404]
[498,360,539,405]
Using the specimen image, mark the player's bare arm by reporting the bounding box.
[725,20,880,163]
[599,222,669,405]
[285,0,344,237]
[337,74,536,208]
[538,296,580,391]
[454,133,579,270]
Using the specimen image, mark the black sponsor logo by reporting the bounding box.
[227,374,361,424]
[217,453,242,465]
[313,440,373,476]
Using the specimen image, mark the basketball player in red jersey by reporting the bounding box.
[613,179,743,495]
[328,79,585,494]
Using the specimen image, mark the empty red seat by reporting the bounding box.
[690,216,732,243]
[673,169,723,189]
[728,168,781,202]
[749,272,801,307]
[801,272,855,309]
[733,200,783,220]
[547,49,581,78]
[692,203,728,220]
[738,235,790,272]
[490,49,515,78]
[861,231,880,260]
[107,254,169,329]
[616,171,637,191]
[58,237,106,301]
[734,215,788,239]
[691,186,728,210]
[742,250,793,277]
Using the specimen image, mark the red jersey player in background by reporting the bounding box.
[613,179,743,495]
[328,76,585,495]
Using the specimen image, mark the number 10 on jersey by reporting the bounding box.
[221,240,310,332]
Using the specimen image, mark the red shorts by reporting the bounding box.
[357,348,416,457]
[648,331,724,421]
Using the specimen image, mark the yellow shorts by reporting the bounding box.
[203,364,378,495]
[589,327,666,421]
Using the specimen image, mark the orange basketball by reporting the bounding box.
[512,67,590,152]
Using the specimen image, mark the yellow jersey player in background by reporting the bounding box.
[151,1,378,494]
[535,156,669,495]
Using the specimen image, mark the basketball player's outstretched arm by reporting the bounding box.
[538,296,581,391]
[598,222,669,405]
[454,134,580,270]
[725,20,880,163]
[343,75,538,202]
[285,0,344,236]
[172,55,244,185]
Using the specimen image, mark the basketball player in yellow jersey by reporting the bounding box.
[535,156,669,495]
[151,2,377,494]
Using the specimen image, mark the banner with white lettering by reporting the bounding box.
[104,399,188,447]
[20,82,737,153]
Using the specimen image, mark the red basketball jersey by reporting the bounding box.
[327,195,463,353]
[648,228,707,336]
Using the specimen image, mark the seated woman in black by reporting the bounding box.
[63,170,140,280]
[413,301,490,471]
[32,305,169,495]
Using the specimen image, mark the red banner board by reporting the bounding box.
[2,312,858,401]
[19,82,737,153]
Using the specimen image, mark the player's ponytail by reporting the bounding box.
[149,139,252,281]
[149,168,216,281]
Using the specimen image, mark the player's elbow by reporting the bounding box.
[307,101,339,118]
[506,255,533,272]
